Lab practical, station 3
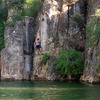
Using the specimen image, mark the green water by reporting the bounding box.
[0,81,100,100]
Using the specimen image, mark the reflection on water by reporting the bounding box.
[0,81,100,100]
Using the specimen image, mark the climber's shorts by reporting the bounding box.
[36,45,41,49]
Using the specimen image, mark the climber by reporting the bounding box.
[34,35,43,55]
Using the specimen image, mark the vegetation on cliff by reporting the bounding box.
[0,0,44,51]
[0,1,8,51]
[72,14,85,30]
[24,0,43,17]
[40,53,50,65]
[5,0,43,27]
[56,48,84,75]
[86,9,100,47]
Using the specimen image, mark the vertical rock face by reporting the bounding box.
[32,0,86,80]
[1,16,35,81]
[1,21,24,80]
[23,17,35,80]
[2,0,99,82]
[80,0,100,83]
[23,17,35,53]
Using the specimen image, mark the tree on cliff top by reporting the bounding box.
[24,0,43,17]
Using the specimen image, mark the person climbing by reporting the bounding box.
[34,34,43,55]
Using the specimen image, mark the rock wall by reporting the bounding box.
[1,16,35,81]
[32,0,86,80]
[80,0,100,83]
[1,0,100,82]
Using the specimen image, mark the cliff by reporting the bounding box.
[1,17,35,81]
[80,0,100,83]
[0,0,100,83]
[32,0,86,80]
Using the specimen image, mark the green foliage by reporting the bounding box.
[5,38,11,48]
[5,0,24,8]
[84,60,89,68]
[24,0,43,17]
[93,9,100,18]
[72,14,84,28]
[0,23,5,51]
[86,17,100,47]
[4,0,43,17]
[86,9,100,47]
[97,55,100,60]
[95,64,98,72]
[6,9,24,27]
[40,53,50,65]
[56,48,84,75]
[0,2,8,51]
[5,0,43,27]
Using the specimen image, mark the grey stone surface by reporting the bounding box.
[1,0,99,83]
[23,17,35,53]
[32,0,86,80]
[1,16,35,81]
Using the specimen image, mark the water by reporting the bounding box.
[0,81,100,100]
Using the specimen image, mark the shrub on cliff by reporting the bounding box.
[86,18,100,47]
[5,0,24,8]
[72,14,84,29]
[0,23,5,51]
[56,48,84,75]
[86,9,100,47]
[0,3,8,51]
[6,9,24,27]
[24,0,43,17]
[5,0,44,27]
[40,53,50,65]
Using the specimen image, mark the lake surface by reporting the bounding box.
[0,81,100,100]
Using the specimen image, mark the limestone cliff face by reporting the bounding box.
[1,0,100,82]
[0,0,86,81]
[32,0,86,80]
[80,0,100,83]
[1,16,35,81]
